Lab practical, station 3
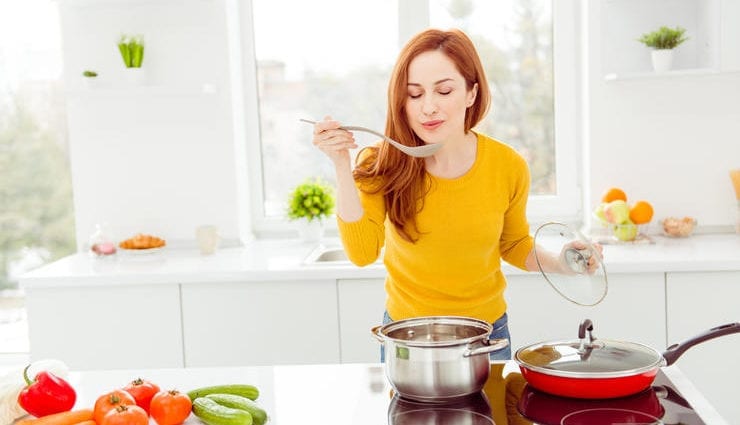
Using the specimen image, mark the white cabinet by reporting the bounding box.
[337,279,386,363]
[666,271,740,424]
[181,280,340,367]
[25,284,183,370]
[506,273,666,351]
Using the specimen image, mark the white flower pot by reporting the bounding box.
[298,220,324,242]
[651,49,674,73]
[126,67,147,85]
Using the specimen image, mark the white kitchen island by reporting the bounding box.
[19,233,740,423]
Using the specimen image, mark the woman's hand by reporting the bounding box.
[558,240,603,275]
[311,116,358,166]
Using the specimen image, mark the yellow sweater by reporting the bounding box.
[337,132,534,323]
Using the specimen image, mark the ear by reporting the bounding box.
[467,83,478,107]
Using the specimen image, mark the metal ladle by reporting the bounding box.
[300,119,442,158]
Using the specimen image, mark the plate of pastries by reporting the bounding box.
[118,233,166,253]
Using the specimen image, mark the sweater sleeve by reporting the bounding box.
[499,152,534,270]
[336,147,387,266]
[336,183,386,266]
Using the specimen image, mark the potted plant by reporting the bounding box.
[118,34,145,84]
[287,178,335,242]
[637,26,688,73]
[82,70,98,88]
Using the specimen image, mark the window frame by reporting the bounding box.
[237,0,583,238]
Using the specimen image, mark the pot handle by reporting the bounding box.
[370,325,385,343]
[463,338,509,357]
[662,322,740,366]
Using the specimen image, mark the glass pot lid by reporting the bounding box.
[533,222,608,306]
[515,319,664,378]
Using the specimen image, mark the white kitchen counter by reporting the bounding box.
[19,233,740,288]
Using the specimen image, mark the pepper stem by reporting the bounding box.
[22,364,35,386]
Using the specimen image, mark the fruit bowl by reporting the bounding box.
[592,213,650,242]
[661,217,697,237]
[610,222,650,242]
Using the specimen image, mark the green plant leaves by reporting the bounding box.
[638,26,688,50]
[118,34,145,68]
[287,178,335,221]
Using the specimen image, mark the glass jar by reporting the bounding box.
[89,223,117,256]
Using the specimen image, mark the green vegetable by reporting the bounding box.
[205,394,268,425]
[193,397,252,425]
[187,384,260,402]
[82,70,97,78]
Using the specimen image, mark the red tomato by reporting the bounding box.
[101,404,149,425]
[93,389,136,424]
[150,389,193,425]
[124,377,161,414]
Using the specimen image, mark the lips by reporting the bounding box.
[422,120,443,130]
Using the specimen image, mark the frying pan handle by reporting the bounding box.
[662,322,740,366]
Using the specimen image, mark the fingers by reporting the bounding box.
[312,117,357,151]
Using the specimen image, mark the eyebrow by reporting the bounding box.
[407,78,455,87]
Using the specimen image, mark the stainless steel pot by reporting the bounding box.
[371,316,509,402]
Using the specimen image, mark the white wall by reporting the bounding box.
[58,0,740,250]
[59,0,243,248]
[585,0,740,231]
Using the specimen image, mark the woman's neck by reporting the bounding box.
[424,131,478,179]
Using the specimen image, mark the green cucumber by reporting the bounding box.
[205,393,268,425]
[193,397,253,425]
[187,384,260,401]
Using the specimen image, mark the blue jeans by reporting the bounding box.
[379,311,512,362]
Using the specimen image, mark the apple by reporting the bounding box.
[604,200,630,224]
[593,203,608,225]
[613,221,638,241]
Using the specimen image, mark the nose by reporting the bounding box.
[421,95,437,116]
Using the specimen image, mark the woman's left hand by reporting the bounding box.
[558,240,603,275]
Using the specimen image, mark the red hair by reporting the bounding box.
[354,29,491,242]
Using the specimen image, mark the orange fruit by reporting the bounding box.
[629,200,654,224]
[601,187,627,203]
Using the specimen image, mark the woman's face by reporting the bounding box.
[404,50,477,145]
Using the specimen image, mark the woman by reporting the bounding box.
[310,28,597,360]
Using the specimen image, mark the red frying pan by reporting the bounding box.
[514,319,740,399]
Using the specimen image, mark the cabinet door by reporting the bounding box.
[25,284,183,370]
[506,273,666,351]
[337,279,386,363]
[667,271,740,424]
[182,280,339,366]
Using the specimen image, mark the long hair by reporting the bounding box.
[353,28,491,242]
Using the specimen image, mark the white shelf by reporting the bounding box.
[68,82,218,97]
[603,67,738,82]
[599,0,722,80]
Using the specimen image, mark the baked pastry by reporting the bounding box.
[119,233,166,249]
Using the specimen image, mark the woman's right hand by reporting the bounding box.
[311,116,358,165]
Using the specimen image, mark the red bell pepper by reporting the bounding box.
[17,364,76,417]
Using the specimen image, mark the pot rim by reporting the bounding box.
[376,315,493,348]
[514,338,666,379]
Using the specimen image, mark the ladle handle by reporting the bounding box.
[662,322,740,366]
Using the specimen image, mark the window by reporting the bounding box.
[241,0,581,236]
[0,0,75,354]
